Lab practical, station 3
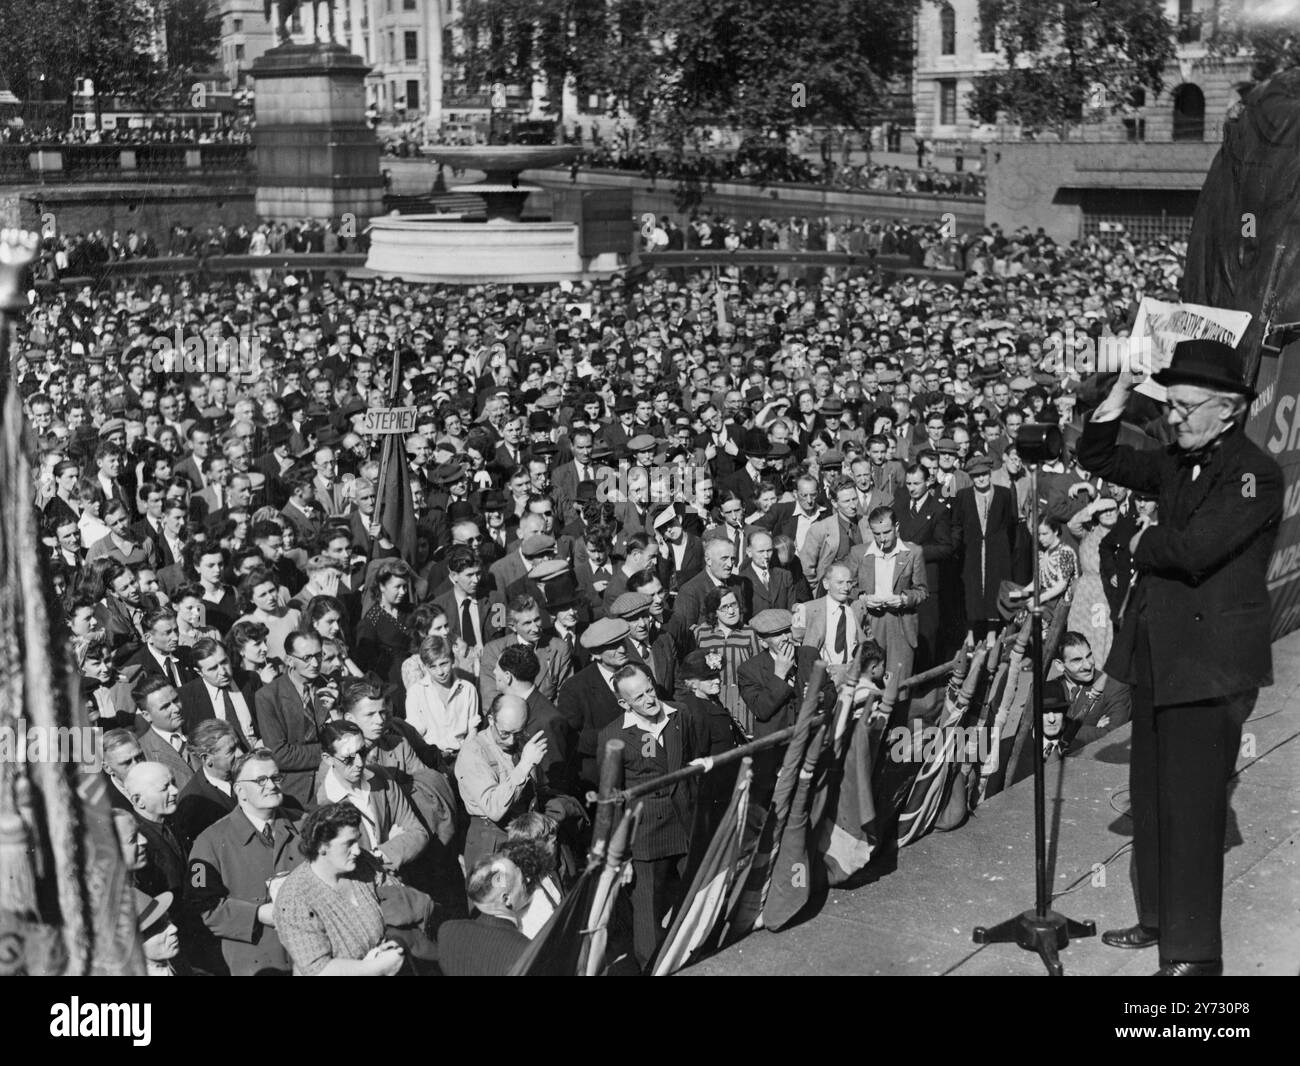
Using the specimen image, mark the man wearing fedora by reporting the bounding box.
[1079,339,1282,976]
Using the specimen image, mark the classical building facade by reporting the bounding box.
[914,0,1254,146]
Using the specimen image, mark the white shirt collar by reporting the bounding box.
[323,769,372,805]
[866,539,903,560]
[622,703,675,740]
[204,769,232,796]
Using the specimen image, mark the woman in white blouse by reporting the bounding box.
[404,635,480,757]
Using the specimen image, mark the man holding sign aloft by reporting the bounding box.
[1078,339,1282,976]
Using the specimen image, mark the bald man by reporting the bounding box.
[126,761,188,902]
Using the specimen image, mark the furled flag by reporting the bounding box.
[579,803,641,977]
[376,429,416,565]
[651,758,753,976]
[718,663,829,944]
[896,646,988,847]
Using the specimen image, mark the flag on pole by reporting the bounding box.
[579,803,641,977]
[377,431,416,565]
[818,699,881,886]
[651,758,753,976]
[897,646,988,847]
[719,662,829,943]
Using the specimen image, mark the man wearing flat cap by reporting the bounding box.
[951,453,1018,641]
[556,617,632,793]
[1080,339,1282,976]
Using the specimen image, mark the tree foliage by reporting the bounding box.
[1205,0,1300,85]
[455,0,919,148]
[967,0,1176,134]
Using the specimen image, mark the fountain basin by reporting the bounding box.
[364,213,583,284]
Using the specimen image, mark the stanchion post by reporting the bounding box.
[587,739,625,864]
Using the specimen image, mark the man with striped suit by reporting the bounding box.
[597,663,709,972]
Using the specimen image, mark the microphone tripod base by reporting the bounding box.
[973,909,1097,977]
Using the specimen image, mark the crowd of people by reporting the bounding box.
[14,214,1180,975]
[0,123,251,145]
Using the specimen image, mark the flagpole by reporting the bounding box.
[369,343,404,555]
[611,650,964,803]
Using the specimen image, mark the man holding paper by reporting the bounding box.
[1078,339,1282,977]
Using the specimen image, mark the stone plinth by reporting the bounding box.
[364,214,583,283]
[251,43,383,226]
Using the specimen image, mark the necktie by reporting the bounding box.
[834,606,847,656]
[165,657,179,686]
[260,823,274,848]
[170,732,186,757]
[223,687,253,739]
[461,596,477,648]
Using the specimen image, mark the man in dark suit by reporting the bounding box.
[737,609,833,800]
[895,463,955,668]
[124,760,189,898]
[610,591,678,699]
[496,644,575,796]
[597,663,709,971]
[668,537,741,644]
[174,718,241,845]
[951,455,1018,642]
[1079,347,1282,976]
[178,637,259,750]
[434,545,503,652]
[556,618,630,793]
[253,630,328,808]
[123,607,196,689]
[438,855,532,976]
[737,528,794,617]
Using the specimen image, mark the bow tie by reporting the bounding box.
[1176,445,1217,470]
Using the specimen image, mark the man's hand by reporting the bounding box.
[520,731,548,771]
[772,645,796,680]
[723,436,740,457]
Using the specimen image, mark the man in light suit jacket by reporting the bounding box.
[798,476,871,594]
[477,597,574,707]
[850,504,928,684]
[135,675,201,789]
[796,563,868,682]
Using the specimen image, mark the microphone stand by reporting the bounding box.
[971,459,1096,975]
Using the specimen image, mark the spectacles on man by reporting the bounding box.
[329,749,367,766]
[236,772,285,789]
[1168,396,1217,420]
[291,651,323,662]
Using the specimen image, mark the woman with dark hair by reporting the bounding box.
[172,582,219,647]
[501,812,563,939]
[302,594,362,670]
[76,476,111,550]
[233,565,301,661]
[400,601,475,685]
[691,585,760,737]
[225,618,280,692]
[1006,515,1077,626]
[44,458,82,528]
[273,803,406,976]
[356,560,413,687]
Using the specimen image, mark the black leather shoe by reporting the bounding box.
[1102,924,1160,949]
[1154,960,1223,976]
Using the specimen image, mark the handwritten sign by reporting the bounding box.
[360,407,417,435]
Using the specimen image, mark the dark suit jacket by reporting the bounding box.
[438,913,530,976]
[174,769,237,846]
[433,589,501,649]
[525,687,575,796]
[737,562,794,617]
[951,484,1018,621]
[894,489,955,593]
[661,534,705,592]
[123,644,196,688]
[136,814,189,899]
[179,677,258,750]
[736,645,827,738]
[597,705,709,860]
[556,664,625,791]
[253,674,326,807]
[1078,418,1282,704]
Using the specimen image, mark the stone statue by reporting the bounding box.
[264,0,337,45]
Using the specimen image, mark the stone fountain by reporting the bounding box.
[365,144,588,284]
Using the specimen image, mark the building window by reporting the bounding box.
[407,80,420,110]
[389,31,395,63]
[1173,83,1205,141]
[978,15,995,53]
[940,3,956,56]
[235,43,245,61]
[939,80,958,126]
[233,18,242,32]
[404,0,417,8]
[405,31,419,62]
[1178,0,1201,44]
